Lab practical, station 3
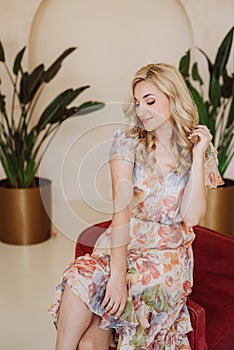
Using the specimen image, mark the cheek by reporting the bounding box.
[135,108,140,116]
[157,103,171,120]
[163,100,171,117]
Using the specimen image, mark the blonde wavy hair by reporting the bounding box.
[123,63,199,173]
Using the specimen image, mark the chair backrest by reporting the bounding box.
[75,220,111,257]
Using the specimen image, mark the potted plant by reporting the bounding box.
[179,26,234,235]
[0,42,104,244]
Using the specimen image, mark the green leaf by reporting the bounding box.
[36,86,90,131]
[19,47,77,103]
[218,131,233,176]
[13,46,26,75]
[179,50,190,78]
[197,48,214,76]
[13,131,24,171]
[0,93,7,117]
[226,80,234,129]
[214,26,234,78]
[221,69,233,98]
[192,62,203,85]
[224,148,234,175]
[207,105,218,142]
[72,101,105,116]
[19,64,45,104]
[209,73,221,108]
[0,145,15,186]
[19,72,29,104]
[50,101,105,124]
[185,80,208,125]
[44,47,77,83]
[24,129,37,161]
[24,159,37,187]
[0,41,5,62]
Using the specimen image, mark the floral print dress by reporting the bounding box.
[49,128,223,350]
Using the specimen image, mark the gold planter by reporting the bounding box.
[0,178,52,245]
[199,179,234,236]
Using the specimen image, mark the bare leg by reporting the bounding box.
[78,314,112,350]
[55,282,93,350]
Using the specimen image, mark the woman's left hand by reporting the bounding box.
[188,124,213,158]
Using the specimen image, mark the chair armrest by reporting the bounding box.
[193,225,234,277]
[187,298,207,350]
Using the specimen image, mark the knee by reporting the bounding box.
[78,335,111,350]
[78,337,96,350]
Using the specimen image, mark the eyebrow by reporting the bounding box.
[134,93,155,101]
[143,93,155,98]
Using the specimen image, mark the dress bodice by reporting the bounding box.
[131,158,190,225]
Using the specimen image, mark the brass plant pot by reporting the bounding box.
[0,177,52,245]
[199,179,234,237]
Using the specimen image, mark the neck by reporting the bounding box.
[153,120,174,148]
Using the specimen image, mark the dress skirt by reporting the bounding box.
[48,218,194,350]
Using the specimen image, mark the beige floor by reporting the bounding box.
[0,200,110,350]
[0,231,74,350]
[0,198,109,350]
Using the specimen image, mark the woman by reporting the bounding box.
[49,63,223,350]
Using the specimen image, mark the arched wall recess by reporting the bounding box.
[28,0,194,239]
[29,0,193,103]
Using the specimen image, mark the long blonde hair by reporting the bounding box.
[123,63,199,173]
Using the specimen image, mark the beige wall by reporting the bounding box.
[0,0,233,238]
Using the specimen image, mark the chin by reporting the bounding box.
[146,127,155,133]
[142,121,155,132]
[143,123,159,132]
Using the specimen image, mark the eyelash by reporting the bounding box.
[134,100,155,107]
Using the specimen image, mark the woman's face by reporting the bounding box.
[133,80,172,132]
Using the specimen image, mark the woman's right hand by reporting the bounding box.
[101,272,128,319]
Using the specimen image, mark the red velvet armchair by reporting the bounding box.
[75,222,234,350]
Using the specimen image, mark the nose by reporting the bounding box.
[136,104,147,118]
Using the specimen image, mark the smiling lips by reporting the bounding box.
[142,117,154,123]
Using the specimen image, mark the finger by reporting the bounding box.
[114,301,127,319]
[101,295,111,308]
[105,300,115,312]
[194,124,210,131]
[189,130,206,138]
[187,134,199,143]
[192,126,210,133]
[189,129,212,140]
[194,125,212,137]
[108,302,120,315]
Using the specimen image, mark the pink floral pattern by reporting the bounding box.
[49,128,223,350]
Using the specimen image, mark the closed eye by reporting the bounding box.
[134,99,155,107]
[147,100,155,105]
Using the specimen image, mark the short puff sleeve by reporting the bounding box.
[204,143,224,188]
[109,128,136,165]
